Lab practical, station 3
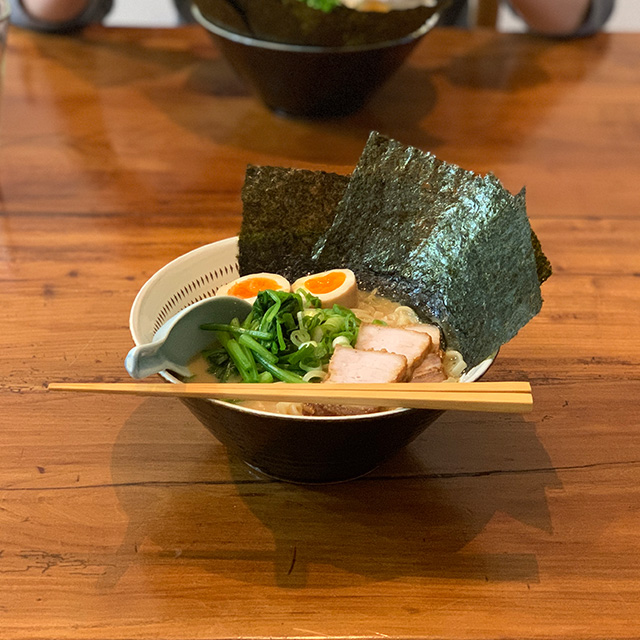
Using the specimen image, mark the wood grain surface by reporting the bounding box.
[1,24,639,639]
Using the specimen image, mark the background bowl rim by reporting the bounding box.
[129,236,496,422]
[191,4,441,54]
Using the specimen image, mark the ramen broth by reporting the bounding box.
[187,351,294,413]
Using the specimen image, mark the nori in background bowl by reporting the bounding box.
[193,0,450,46]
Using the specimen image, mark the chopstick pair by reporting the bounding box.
[48,381,533,413]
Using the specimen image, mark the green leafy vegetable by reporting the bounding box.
[200,289,361,384]
[217,331,259,384]
[199,324,272,340]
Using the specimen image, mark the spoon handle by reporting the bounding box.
[124,342,190,379]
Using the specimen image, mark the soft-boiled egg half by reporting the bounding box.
[292,268,358,309]
[216,272,290,304]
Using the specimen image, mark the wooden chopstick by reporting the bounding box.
[48,381,532,413]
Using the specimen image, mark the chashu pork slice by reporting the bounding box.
[355,322,432,374]
[405,322,441,353]
[410,352,447,383]
[302,345,407,416]
[404,323,446,382]
[325,345,408,384]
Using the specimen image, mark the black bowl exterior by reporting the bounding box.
[210,31,424,118]
[181,397,443,483]
[192,6,440,118]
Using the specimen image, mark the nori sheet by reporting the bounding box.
[311,131,546,368]
[238,164,349,281]
[195,0,443,46]
[531,229,553,284]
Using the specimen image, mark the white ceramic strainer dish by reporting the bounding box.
[130,237,241,346]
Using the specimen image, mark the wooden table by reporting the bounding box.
[1,23,639,639]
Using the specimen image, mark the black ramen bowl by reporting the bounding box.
[129,238,495,484]
[191,4,443,118]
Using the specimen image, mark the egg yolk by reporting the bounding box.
[228,277,281,299]
[303,271,346,295]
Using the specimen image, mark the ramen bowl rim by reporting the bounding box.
[190,4,442,54]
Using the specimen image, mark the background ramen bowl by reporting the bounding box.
[191,1,445,118]
[129,237,494,484]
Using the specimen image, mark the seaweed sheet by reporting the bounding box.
[531,229,553,285]
[311,131,545,368]
[238,164,349,281]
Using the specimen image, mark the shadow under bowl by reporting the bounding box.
[192,6,440,118]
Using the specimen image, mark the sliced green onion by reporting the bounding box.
[290,329,311,346]
[321,315,344,333]
[332,335,351,349]
[303,369,327,382]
